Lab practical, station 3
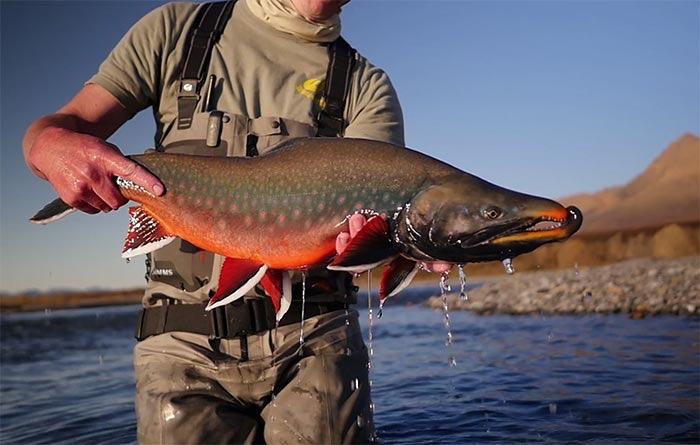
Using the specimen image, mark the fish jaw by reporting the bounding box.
[490,206,582,246]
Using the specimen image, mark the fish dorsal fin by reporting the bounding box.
[260,269,293,321]
[380,256,420,303]
[206,259,268,310]
[327,215,399,273]
[122,206,176,258]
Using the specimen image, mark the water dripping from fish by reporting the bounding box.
[439,272,457,367]
[457,264,468,301]
[502,258,514,274]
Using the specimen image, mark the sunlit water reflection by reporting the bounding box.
[1,298,698,444]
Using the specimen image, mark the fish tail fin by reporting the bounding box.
[30,198,76,224]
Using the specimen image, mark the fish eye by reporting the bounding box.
[481,206,503,220]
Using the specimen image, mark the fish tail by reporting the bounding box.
[30,198,76,224]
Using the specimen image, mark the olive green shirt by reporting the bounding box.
[89,1,404,146]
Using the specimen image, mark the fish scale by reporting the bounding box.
[121,139,448,269]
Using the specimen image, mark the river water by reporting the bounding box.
[1,299,698,444]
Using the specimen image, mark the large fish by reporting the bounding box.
[31,138,582,318]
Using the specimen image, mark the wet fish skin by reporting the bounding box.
[117,138,459,269]
[31,137,582,311]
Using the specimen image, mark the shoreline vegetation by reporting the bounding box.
[0,289,143,313]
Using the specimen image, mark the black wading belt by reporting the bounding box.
[135,299,347,341]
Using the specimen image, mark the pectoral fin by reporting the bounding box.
[206,258,268,310]
[122,206,176,258]
[328,215,398,273]
[380,256,420,303]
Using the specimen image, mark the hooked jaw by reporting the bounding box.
[490,206,582,245]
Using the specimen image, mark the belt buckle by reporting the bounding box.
[209,306,229,339]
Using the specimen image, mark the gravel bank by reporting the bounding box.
[426,256,699,318]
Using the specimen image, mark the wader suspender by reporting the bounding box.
[316,38,355,137]
[177,1,236,130]
[176,0,356,135]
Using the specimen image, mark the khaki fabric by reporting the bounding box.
[246,0,341,43]
[88,1,404,147]
[135,309,375,444]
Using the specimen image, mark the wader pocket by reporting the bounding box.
[249,117,315,155]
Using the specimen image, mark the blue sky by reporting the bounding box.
[1,0,698,293]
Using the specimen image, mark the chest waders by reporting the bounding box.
[137,1,359,341]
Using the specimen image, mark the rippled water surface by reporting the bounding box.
[1,301,698,444]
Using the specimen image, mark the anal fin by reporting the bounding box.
[328,215,398,273]
[122,206,175,258]
[380,256,420,303]
[260,269,293,321]
[206,258,268,310]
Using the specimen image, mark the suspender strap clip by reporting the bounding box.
[177,1,236,130]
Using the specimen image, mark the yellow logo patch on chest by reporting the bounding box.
[296,78,326,108]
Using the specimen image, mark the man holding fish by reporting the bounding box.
[23,0,426,443]
[25,0,583,443]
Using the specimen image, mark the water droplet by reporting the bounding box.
[549,402,558,415]
[98,354,104,365]
[457,264,468,301]
[439,272,456,367]
[502,258,514,274]
[574,262,580,276]
[350,378,359,391]
[298,271,307,355]
[367,271,374,373]
[356,414,365,428]
[344,347,352,356]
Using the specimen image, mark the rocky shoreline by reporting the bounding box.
[426,256,699,318]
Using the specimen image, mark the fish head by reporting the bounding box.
[396,175,582,263]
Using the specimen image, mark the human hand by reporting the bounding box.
[335,213,452,273]
[28,127,163,214]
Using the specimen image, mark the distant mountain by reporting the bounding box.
[563,133,700,234]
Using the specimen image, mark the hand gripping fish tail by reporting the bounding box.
[30,137,583,317]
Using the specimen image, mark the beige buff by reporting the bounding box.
[246,0,341,42]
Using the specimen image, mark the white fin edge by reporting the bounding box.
[276,271,294,322]
[327,255,397,274]
[387,262,421,298]
[30,208,77,225]
[121,237,176,259]
[206,265,269,311]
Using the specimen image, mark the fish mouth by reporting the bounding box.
[462,206,582,248]
[490,206,582,245]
